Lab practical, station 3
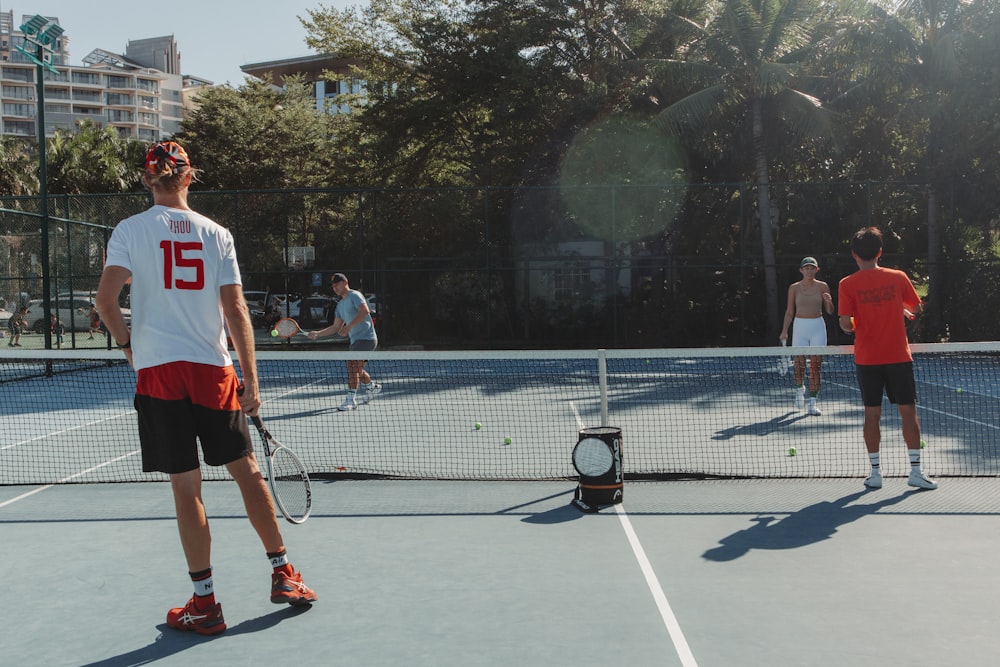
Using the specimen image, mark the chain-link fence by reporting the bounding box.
[1,181,984,350]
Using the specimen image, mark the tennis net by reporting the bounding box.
[2,343,999,485]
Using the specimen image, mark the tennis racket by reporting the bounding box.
[778,340,791,376]
[248,414,312,524]
[272,317,308,339]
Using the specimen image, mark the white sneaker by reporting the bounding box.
[864,470,883,489]
[338,396,358,411]
[794,387,805,410]
[807,398,821,416]
[908,470,938,490]
[366,382,382,396]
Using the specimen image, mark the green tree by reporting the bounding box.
[650,0,839,341]
[46,120,145,194]
[821,0,985,339]
[0,135,36,197]
[176,77,334,190]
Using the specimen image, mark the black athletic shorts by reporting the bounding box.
[855,362,917,407]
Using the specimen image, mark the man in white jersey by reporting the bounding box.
[95,141,316,636]
[307,272,381,410]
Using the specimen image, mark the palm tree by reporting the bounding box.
[47,120,143,195]
[822,0,971,339]
[651,0,837,341]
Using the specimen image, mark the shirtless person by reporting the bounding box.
[779,257,834,415]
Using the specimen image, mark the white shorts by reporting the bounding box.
[791,316,827,347]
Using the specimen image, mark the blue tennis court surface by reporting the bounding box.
[3,478,1000,666]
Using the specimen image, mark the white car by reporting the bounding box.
[25,297,131,333]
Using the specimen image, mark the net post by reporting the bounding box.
[597,348,608,427]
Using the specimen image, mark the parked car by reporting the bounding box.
[296,293,334,330]
[243,290,271,328]
[25,297,131,333]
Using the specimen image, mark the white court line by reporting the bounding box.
[1,410,135,451]
[614,505,698,667]
[826,379,1000,431]
[570,402,698,666]
[0,450,140,509]
[0,379,325,508]
[259,377,332,404]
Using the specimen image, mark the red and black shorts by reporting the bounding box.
[134,361,251,474]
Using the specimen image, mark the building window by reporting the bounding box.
[552,263,591,303]
[71,72,101,85]
[106,74,132,89]
[4,120,35,135]
[73,90,102,103]
[105,92,134,106]
[2,67,34,83]
[2,85,33,100]
[2,103,34,117]
[107,109,135,122]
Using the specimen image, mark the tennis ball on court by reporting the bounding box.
[270,329,278,337]
[956,387,964,393]
[920,439,927,449]
[788,447,797,457]
[474,422,482,430]
[503,436,512,445]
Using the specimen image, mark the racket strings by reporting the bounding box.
[274,319,298,337]
[270,447,310,518]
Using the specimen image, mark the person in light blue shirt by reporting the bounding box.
[307,273,381,410]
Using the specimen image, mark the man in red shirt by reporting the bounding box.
[838,227,937,490]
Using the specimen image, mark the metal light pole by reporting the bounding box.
[15,15,63,348]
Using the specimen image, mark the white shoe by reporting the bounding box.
[794,387,805,410]
[807,398,821,416]
[908,470,938,490]
[864,470,883,489]
[366,382,382,396]
[338,396,358,411]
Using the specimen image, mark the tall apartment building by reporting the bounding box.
[0,11,203,142]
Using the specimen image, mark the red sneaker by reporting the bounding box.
[271,568,318,606]
[166,596,226,635]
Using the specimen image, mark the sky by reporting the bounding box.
[13,0,357,85]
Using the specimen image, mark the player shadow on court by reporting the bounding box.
[711,411,810,440]
[701,489,915,562]
[77,605,312,667]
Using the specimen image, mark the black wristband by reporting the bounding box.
[117,340,131,349]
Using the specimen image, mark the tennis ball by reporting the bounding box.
[920,439,927,449]
[956,387,964,393]
[270,329,278,337]
[503,436,512,445]
[474,422,482,430]
[788,447,797,457]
